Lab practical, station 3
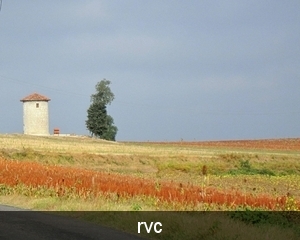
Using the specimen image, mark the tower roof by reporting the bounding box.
[20,92,51,102]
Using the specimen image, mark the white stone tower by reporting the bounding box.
[20,93,51,135]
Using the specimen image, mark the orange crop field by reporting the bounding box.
[0,135,299,211]
[0,157,296,210]
[139,138,300,151]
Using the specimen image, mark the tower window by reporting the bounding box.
[36,103,39,108]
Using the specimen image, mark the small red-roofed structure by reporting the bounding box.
[20,92,51,102]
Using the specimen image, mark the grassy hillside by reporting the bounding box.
[1,134,300,239]
[1,134,300,200]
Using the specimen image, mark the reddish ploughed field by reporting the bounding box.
[143,138,300,151]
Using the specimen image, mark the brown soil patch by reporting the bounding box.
[136,138,300,151]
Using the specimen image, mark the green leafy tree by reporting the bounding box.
[86,79,118,140]
[102,115,118,141]
[91,79,115,105]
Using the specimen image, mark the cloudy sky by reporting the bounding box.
[0,1,299,141]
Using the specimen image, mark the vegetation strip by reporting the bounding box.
[0,158,298,210]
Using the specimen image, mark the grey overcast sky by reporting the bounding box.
[0,1,299,141]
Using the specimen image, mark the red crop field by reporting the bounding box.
[0,157,297,210]
[1,135,299,211]
[139,138,300,151]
